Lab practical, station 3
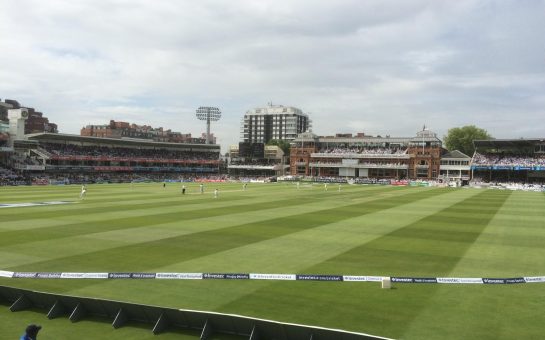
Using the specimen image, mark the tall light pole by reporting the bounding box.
[196,106,221,144]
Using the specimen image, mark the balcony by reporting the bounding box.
[311,153,410,159]
[309,163,408,169]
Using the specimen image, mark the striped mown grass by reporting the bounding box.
[1,182,544,339]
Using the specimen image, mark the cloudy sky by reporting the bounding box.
[1,0,544,150]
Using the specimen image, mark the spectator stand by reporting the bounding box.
[472,139,545,184]
[21,133,221,179]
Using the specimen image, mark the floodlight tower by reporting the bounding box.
[196,106,221,144]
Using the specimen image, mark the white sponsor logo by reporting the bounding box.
[437,277,483,284]
[297,275,341,281]
[156,273,178,279]
[0,270,14,278]
[14,272,37,278]
[342,276,383,282]
[226,274,249,279]
[482,278,504,284]
[109,273,131,279]
[343,276,367,281]
[36,273,62,278]
[366,276,385,282]
[524,276,545,283]
[61,272,108,279]
[249,273,296,281]
[458,278,483,284]
[0,201,74,209]
[61,273,86,279]
[85,273,109,279]
[505,278,525,284]
[156,273,203,280]
[131,273,156,278]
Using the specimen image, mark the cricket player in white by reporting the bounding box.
[214,188,218,198]
[80,185,87,199]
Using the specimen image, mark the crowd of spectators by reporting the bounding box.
[41,143,219,161]
[310,161,407,168]
[279,176,395,185]
[11,154,41,166]
[313,176,349,183]
[316,147,407,155]
[3,172,229,185]
[472,153,545,167]
[0,166,28,186]
[230,159,281,166]
[470,178,545,192]
[352,178,391,185]
[230,176,275,182]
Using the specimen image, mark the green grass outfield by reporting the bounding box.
[1,182,545,339]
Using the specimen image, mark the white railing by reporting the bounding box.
[311,153,410,159]
[309,163,408,169]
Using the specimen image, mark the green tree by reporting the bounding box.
[267,139,291,156]
[443,125,492,156]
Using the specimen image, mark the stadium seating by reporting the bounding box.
[41,143,218,161]
[0,166,26,186]
[316,147,407,155]
[472,153,545,167]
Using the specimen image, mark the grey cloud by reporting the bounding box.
[1,0,544,152]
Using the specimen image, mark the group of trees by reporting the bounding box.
[266,139,291,155]
[443,125,492,156]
